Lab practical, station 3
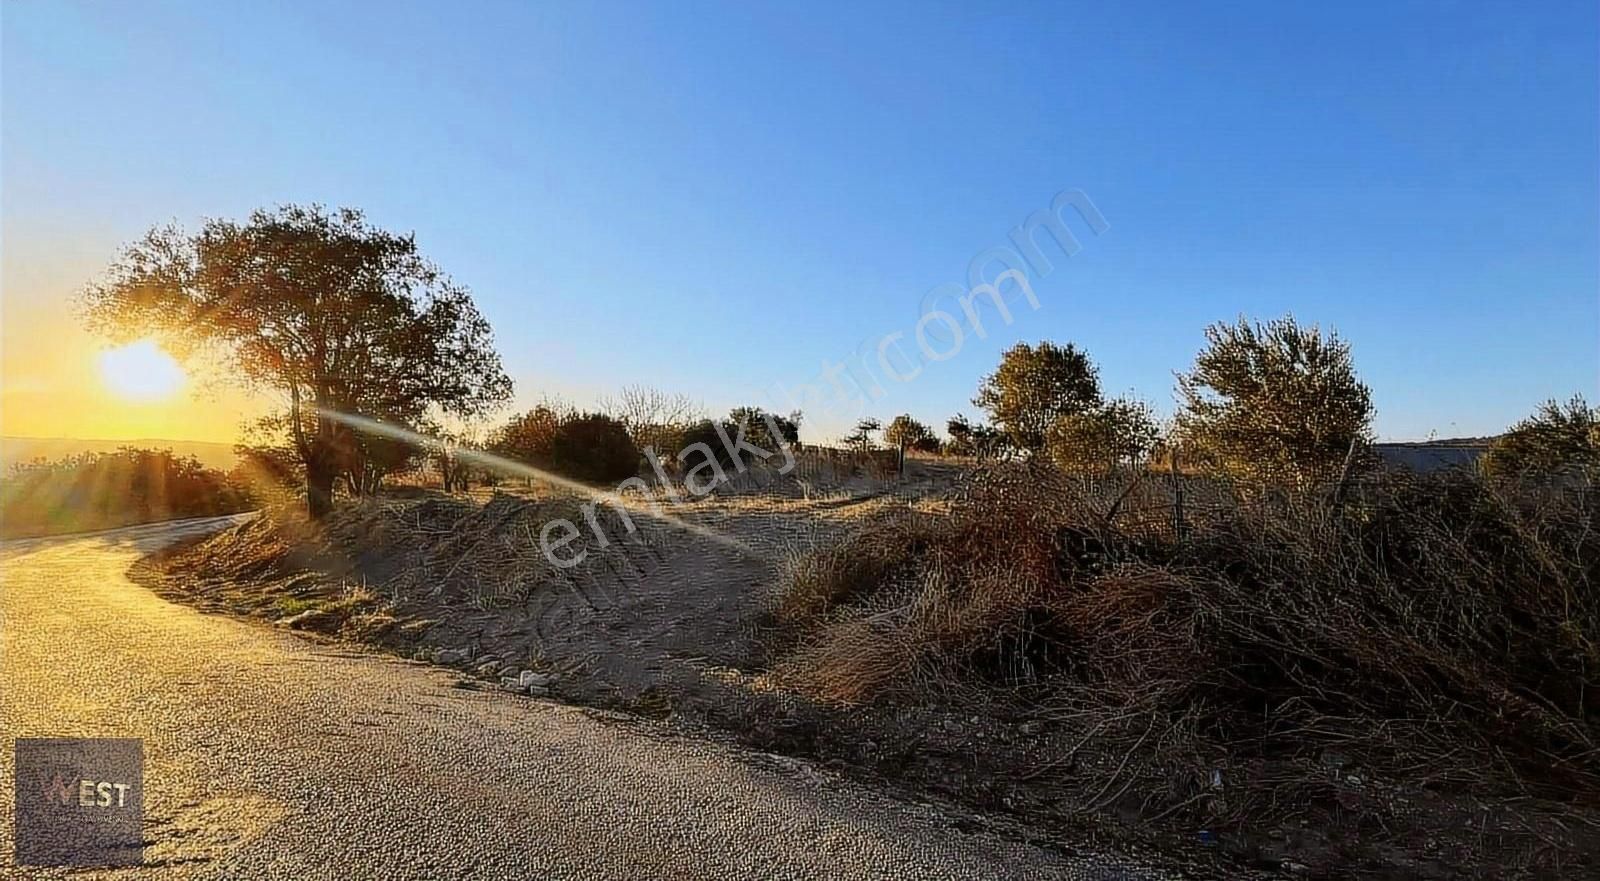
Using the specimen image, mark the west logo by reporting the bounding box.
[37,771,134,807]
[14,738,145,867]
[39,770,74,806]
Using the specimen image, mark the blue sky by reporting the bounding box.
[4,0,1596,442]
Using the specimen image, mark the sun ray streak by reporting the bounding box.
[316,409,753,554]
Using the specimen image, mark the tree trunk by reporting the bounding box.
[307,459,337,520]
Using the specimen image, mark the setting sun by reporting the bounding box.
[98,339,185,401]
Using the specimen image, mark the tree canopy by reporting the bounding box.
[1482,395,1598,479]
[973,341,1102,452]
[884,415,939,453]
[82,205,512,517]
[1047,396,1159,474]
[1176,315,1372,485]
[844,418,882,453]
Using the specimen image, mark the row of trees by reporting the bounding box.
[868,319,1592,485]
[82,204,1587,520]
[232,382,807,500]
[460,331,1595,490]
[488,396,801,485]
[848,316,1372,486]
[0,448,255,538]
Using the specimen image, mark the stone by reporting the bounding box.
[436,648,470,665]
[279,608,340,634]
[518,670,553,688]
[475,661,503,677]
[525,686,550,698]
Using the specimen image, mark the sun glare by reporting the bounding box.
[99,339,185,401]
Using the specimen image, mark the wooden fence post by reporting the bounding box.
[1170,444,1185,542]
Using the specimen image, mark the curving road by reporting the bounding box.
[1,517,1182,880]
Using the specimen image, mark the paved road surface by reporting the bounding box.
[1,517,1180,880]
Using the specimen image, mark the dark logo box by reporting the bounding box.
[14,738,144,867]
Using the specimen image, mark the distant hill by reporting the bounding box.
[1,436,239,473]
[1373,437,1494,473]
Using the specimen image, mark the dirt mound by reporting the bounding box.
[145,490,762,697]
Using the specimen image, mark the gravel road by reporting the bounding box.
[0,516,1185,880]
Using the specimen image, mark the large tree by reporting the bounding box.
[973,341,1102,452]
[1176,315,1372,486]
[82,205,512,518]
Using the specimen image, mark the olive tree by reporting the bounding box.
[973,341,1102,452]
[1047,396,1160,474]
[1176,315,1372,486]
[82,205,512,518]
[1482,395,1598,478]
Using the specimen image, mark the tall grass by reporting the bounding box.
[772,464,1600,821]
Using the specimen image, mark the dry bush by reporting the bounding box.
[772,464,1600,820]
[772,505,927,625]
[775,466,1086,700]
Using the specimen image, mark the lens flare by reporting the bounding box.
[318,409,753,554]
[99,340,184,401]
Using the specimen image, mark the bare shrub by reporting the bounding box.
[772,464,1600,821]
[775,466,1077,700]
[599,385,704,454]
[771,505,926,626]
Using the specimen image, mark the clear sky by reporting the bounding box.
[3,0,1596,444]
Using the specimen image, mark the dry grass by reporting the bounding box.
[771,505,926,626]
[769,463,1600,862]
[148,489,678,639]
